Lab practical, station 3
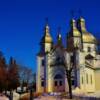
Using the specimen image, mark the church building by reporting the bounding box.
[36,17,100,93]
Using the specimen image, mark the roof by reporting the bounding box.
[85,54,94,59]
[82,32,96,43]
[85,61,94,70]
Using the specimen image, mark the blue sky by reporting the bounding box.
[0,0,100,72]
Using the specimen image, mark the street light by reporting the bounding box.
[29,84,35,100]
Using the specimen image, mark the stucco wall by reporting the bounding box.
[80,67,95,93]
[95,69,100,91]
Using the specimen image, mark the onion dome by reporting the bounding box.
[41,24,53,43]
[77,17,96,43]
[57,27,62,44]
[82,32,96,43]
[68,19,81,37]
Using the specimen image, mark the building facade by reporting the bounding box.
[36,17,100,93]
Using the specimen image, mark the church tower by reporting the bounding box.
[67,19,82,50]
[36,20,53,93]
[67,19,83,88]
[40,20,53,53]
[77,17,97,56]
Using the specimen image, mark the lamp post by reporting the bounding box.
[30,89,33,100]
[29,84,34,100]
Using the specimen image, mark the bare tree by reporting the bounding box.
[49,47,75,99]
[0,51,7,92]
[8,57,19,90]
[63,51,74,99]
[18,66,34,86]
[7,57,20,100]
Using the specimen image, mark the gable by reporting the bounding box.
[85,54,94,59]
[49,45,66,66]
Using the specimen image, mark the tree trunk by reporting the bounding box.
[30,89,33,100]
[67,71,72,99]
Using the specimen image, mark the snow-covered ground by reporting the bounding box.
[0,94,9,100]
[86,91,100,98]
[1,90,99,100]
[13,92,20,100]
[72,87,100,98]
[34,96,74,100]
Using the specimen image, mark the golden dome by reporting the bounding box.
[73,29,81,36]
[82,32,96,43]
[69,19,81,37]
[44,35,52,43]
[77,17,96,43]
[41,24,53,43]
[41,35,52,43]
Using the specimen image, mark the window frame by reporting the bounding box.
[41,81,44,87]
[41,59,45,66]
[87,47,91,52]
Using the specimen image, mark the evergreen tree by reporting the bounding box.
[8,57,19,90]
[0,51,7,92]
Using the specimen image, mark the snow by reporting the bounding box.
[0,94,9,100]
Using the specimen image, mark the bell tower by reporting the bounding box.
[67,19,82,50]
[40,19,53,53]
[77,17,97,56]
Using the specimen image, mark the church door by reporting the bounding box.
[53,74,65,92]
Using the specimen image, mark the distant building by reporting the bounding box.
[36,17,100,93]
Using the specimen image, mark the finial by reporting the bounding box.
[77,10,86,32]
[44,17,50,35]
[57,27,62,44]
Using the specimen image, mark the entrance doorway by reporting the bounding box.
[53,74,65,92]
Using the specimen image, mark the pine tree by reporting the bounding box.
[0,51,7,92]
[8,57,19,90]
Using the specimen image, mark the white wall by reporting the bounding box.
[36,56,44,93]
[80,67,95,92]
[83,43,96,56]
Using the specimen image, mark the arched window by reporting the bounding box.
[59,81,62,86]
[55,81,57,86]
[88,47,91,52]
[54,74,63,86]
[41,81,44,87]
[41,59,45,66]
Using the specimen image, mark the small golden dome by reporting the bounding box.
[69,19,81,37]
[41,35,52,43]
[77,17,96,43]
[68,28,81,37]
[82,32,96,43]
[73,29,81,36]
[44,35,52,43]
[41,24,53,43]
[44,25,52,43]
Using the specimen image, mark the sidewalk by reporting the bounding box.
[0,95,9,100]
[34,96,75,100]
